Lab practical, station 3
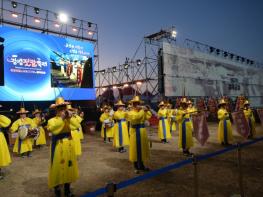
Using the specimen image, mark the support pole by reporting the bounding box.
[192,154,199,197]
[106,182,116,197]
[237,143,245,197]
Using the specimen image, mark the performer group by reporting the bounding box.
[0,95,259,196]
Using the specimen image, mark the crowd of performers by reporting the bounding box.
[0,95,258,197]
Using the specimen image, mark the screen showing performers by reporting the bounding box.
[0,26,95,101]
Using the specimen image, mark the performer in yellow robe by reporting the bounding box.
[0,112,12,180]
[167,103,176,134]
[32,109,47,148]
[100,105,114,143]
[217,98,233,145]
[127,96,152,173]
[157,101,171,143]
[176,98,193,155]
[113,100,130,153]
[10,107,36,157]
[77,111,84,140]
[243,100,256,138]
[47,97,78,196]
[68,105,82,156]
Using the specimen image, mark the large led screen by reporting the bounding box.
[0,26,95,101]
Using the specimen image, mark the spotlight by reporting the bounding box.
[54,23,60,28]
[34,7,40,14]
[136,59,141,66]
[34,18,41,23]
[124,63,129,69]
[112,67,117,72]
[230,54,234,59]
[136,81,142,86]
[223,52,228,57]
[216,49,220,55]
[246,59,250,64]
[251,60,254,65]
[236,56,240,61]
[72,27,77,32]
[11,1,17,8]
[11,13,18,18]
[113,86,117,89]
[102,88,106,91]
[209,47,214,53]
[88,31,93,35]
[101,69,105,74]
[72,18,76,24]
[171,30,177,38]
[58,13,68,23]
[123,84,129,87]
[88,22,92,27]
[241,57,245,63]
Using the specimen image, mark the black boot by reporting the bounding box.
[134,162,139,174]
[108,138,111,142]
[54,186,61,197]
[64,183,74,197]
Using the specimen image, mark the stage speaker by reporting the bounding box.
[0,37,4,86]
[81,58,94,88]
[158,48,164,95]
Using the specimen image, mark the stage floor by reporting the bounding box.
[1,123,263,197]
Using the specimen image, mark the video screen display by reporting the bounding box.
[0,26,95,101]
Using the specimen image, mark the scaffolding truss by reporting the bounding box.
[0,0,99,71]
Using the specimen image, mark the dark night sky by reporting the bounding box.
[17,0,263,69]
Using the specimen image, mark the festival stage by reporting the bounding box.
[0,123,262,197]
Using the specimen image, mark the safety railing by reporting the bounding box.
[81,136,263,197]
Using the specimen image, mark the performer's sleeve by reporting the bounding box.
[47,118,64,135]
[157,109,162,118]
[128,110,144,124]
[70,117,81,130]
[0,115,11,128]
[10,119,19,133]
[30,118,37,128]
[99,114,105,123]
[145,110,152,120]
[217,110,226,120]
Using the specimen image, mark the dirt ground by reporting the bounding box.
[0,123,263,197]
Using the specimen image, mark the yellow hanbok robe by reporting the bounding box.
[47,116,79,188]
[113,110,129,148]
[167,109,176,132]
[217,108,233,143]
[127,109,152,163]
[158,109,171,140]
[100,113,114,138]
[70,116,82,156]
[76,115,84,140]
[10,117,36,154]
[243,108,256,137]
[32,117,47,145]
[176,109,193,149]
[0,115,12,167]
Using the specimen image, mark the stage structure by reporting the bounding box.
[95,27,177,104]
[0,0,98,101]
[96,26,263,107]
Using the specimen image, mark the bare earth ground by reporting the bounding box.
[0,123,263,197]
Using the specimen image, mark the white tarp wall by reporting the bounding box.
[162,42,263,107]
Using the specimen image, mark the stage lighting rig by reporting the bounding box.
[136,59,141,66]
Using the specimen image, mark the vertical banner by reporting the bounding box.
[231,111,250,138]
[257,109,263,127]
[192,112,209,146]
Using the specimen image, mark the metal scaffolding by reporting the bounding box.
[95,27,177,103]
[0,0,99,71]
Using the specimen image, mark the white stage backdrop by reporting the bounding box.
[162,42,263,107]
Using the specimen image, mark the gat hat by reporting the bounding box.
[244,100,250,105]
[66,104,77,111]
[32,109,42,115]
[158,101,165,107]
[180,97,188,104]
[114,100,125,106]
[16,107,29,114]
[130,96,144,104]
[218,98,227,106]
[50,97,70,109]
